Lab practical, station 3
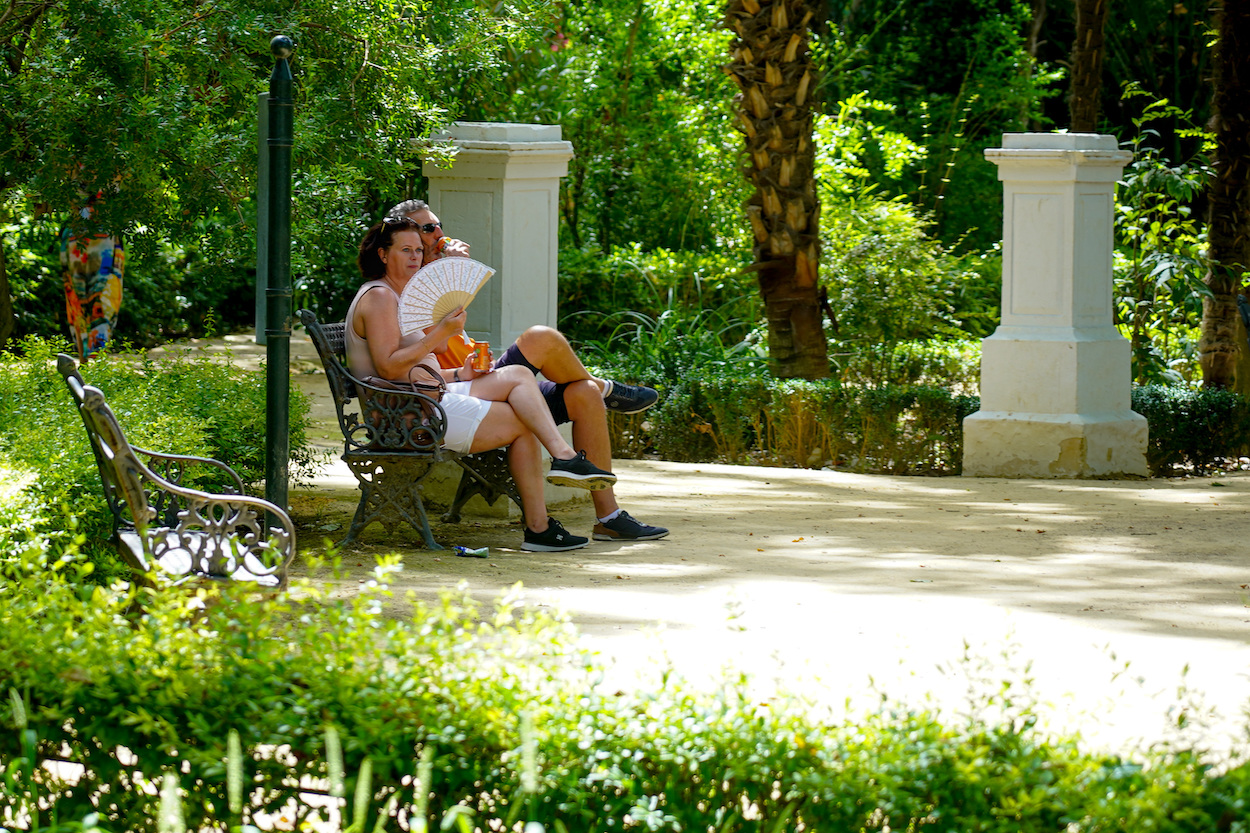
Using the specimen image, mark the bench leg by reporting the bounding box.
[445,449,524,524]
[343,455,444,549]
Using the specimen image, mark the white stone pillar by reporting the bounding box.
[421,122,575,349]
[420,123,583,517]
[962,133,1148,478]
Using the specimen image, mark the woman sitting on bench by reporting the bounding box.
[348,217,613,552]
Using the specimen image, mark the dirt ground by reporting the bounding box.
[181,334,1250,757]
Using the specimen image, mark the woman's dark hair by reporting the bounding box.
[357,217,423,280]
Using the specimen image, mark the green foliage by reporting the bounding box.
[597,360,978,474]
[650,375,978,474]
[575,280,983,471]
[471,0,745,252]
[1028,0,1211,162]
[3,212,256,346]
[1113,85,1214,386]
[835,338,982,391]
[821,194,998,345]
[0,336,319,580]
[813,98,1002,348]
[1,0,555,340]
[1131,385,1250,476]
[819,0,1059,250]
[558,244,758,348]
[4,563,1250,830]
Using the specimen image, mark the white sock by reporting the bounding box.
[598,509,622,524]
[600,379,613,399]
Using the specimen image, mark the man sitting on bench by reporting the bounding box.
[387,199,669,542]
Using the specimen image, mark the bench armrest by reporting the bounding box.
[127,461,296,587]
[132,447,248,495]
[346,377,449,454]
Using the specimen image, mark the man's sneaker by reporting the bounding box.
[593,511,669,541]
[547,451,617,491]
[603,381,659,414]
[522,517,589,552]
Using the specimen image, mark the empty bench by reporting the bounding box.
[58,354,296,587]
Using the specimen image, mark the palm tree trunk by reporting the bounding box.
[1199,0,1250,390]
[725,0,829,379]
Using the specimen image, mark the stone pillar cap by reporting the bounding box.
[435,122,563,143]
[1001,132,1119,151]
[985,132,1132,171]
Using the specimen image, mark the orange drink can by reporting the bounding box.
[472,341,491,373]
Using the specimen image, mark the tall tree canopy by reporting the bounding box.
[0,0,551,343]
[469,0,742,254]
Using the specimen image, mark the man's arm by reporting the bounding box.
[433,237,470,259]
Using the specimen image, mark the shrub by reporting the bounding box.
[1131,385,1250,475]
[558,245,756,347]
[613,368,978,476]
[3,563,1250,831]
[0,336,321,580]
[834,337,982,392]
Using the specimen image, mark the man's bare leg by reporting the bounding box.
[563,380,619,517]
[513,326,605,390]
[563,380,668,540]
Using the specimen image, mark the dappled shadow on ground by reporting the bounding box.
[288,459,1250,756]
[292,463,1250,645]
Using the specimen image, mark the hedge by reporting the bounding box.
[4,560,1250,832]
[608,376,1250,479]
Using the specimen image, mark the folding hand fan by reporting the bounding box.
[396,257,495,334]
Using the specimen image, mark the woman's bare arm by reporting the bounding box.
[354,287,466,380]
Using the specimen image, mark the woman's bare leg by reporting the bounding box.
[505,433,549,531]
[468,366,577,459]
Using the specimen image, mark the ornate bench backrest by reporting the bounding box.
[57,354,156,542]
[298,308,448,454]
[57,353,296,586]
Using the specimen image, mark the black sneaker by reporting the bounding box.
[522,517,589,552]
[547,450,617,491]
[593,511,669,541]
[603,381,659,414]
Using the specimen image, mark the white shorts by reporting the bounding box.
[440,385,491,453]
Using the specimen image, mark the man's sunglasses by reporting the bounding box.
[384,216,441,234]
[382,216,441,233]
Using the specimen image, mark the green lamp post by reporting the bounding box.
[265,35,294,512]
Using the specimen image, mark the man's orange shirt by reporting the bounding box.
[438,334,474,370]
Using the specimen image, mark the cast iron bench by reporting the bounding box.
[58,354,296,587]
[297,309,521,548]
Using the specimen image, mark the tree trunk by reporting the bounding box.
[1069,0,1109,132]
[1199,0,1250,391]
[0,249,13,348]
[1022,0,1047,129]
[0,206,12,347]
[724,0,829,379]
